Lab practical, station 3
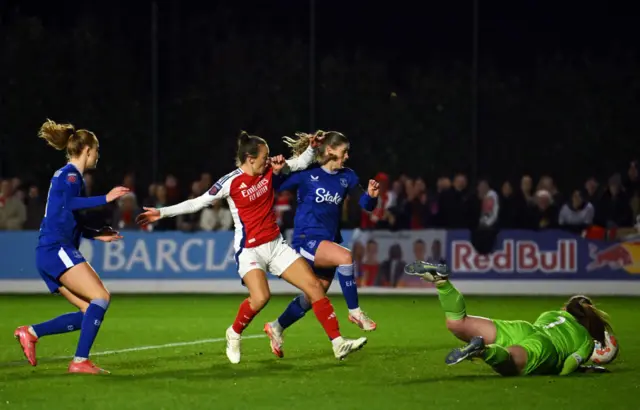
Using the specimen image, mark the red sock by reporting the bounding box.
[312,297,341,340]
[232,299,258,334]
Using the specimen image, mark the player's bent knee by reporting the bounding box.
[304,279,326,303]
[250,291,271,311]
[335,248,353,266]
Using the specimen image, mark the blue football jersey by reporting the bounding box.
[38,164,107,249]
[276,165,376,243]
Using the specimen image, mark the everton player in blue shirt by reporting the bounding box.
[14,120,129,374]
[265,131,379,358]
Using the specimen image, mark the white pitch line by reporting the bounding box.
[2,334,265,367]
[84,334,264,358]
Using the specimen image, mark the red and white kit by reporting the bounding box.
[159,146,315,277]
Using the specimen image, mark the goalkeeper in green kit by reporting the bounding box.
[404,260,613,376]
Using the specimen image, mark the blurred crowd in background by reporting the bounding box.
[2,159,638,235]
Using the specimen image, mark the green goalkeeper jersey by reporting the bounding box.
[534,310,594,371]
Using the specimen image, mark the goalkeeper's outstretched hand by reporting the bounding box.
[577,365,610,374]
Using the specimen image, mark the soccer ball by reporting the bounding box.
[590,330,619,364]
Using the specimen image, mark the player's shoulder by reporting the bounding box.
[338,167,358,178]
[297,164,322,175]
[53,164,80,184]
[208,168,242,195]
[217,168,243,185]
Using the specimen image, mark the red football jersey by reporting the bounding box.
[158,145,317,252]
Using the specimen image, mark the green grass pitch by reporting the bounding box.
[0,294,637,410]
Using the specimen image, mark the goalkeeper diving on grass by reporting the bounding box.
[404,260,614,376]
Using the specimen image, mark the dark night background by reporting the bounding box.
[1,0,638,195]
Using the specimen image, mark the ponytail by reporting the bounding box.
[283,131,326,158]
[38,119,98,159]
[565,295,612,344]
[38,119,75,151]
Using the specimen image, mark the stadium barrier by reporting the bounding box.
[1,229,639,295]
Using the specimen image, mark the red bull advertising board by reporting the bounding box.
[447,230,640,280]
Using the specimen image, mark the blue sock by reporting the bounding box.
[277,294,311,330]
[337,263,359,310]
[75,299,109,359]
[31,311,84,338]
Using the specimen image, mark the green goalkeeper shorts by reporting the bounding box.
[493,319,560,375]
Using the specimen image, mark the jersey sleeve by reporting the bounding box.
[559,337,594,375]
[159,175,231,218]
[348,171,377,212]
[60,172,108,211]
[274,171,303,192]
[282,145,315,173]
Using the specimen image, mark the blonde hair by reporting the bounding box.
[283,130,348,164]
[38,119,98,159]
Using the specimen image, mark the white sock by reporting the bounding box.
[28,326,38,338]
[271,320,283,333]
[227,326,241,338]
[73,357,88,363]
[331,336,344,348]
[348,307,362,316]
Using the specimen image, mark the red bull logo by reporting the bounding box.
[452,240,577,273]
[586,241,640,273]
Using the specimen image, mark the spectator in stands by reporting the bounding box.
[439,173,469,228]
[558,189,595,234]
[143,183,158,208]
[274,191,294,230]
[403,178,431,229]
[11,177,25,202]
[584,177,600,204]
[152,185,176,230]
[377,243,405,287]
[624,160,639,196]
[595,173,633,228]
[477,179,499,229]
[390,179,409,229]
[84,172,95,196]
[25,184,45,230]
[177,181,203,232]
[520,175,535,205]
[624,161,639,221]
[538,175,562,205]
[119,172,138,207]
[112,193,141,230]
[0,179,27,230]
[625,161,640,221]
[429,176,450,227]
[527,190,559,230]
[81,172,108,224]
[200,199,233,231]
[362,172,396,229]
[200,172,213,194]
[498,180,520,228]
[164,174,180,204]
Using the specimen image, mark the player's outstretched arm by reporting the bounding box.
[137,176,231,226]
[63,179,129,211]
[137,195,213,226]
[559,354,582,375]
